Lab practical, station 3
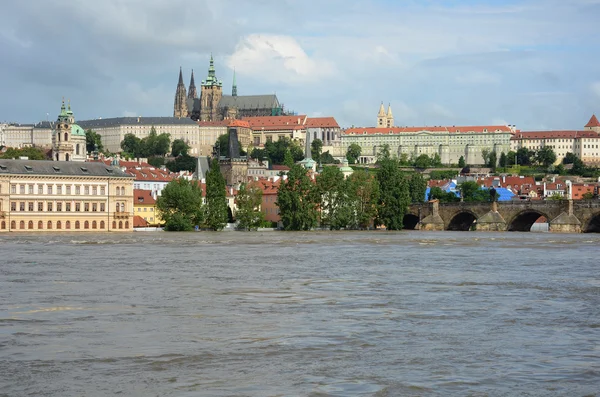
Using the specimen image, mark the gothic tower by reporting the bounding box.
[377,102,386,127]
[232,69,237,97]
[188,69,198,99]
[386,103,394,128]
[200,55,223,121]
[173,67,188,118]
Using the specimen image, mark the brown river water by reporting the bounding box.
[1,231,599,396]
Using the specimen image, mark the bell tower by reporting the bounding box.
[200,55,223,121]
[52,100,74,161]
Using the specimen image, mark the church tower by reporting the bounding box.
[377,102,386,127]
[173,67,188,118]
[585,114,600,134]
[188,69,198,99]
[200,55,223,121]
[386,103,394,128]
[52,100,73,161]
[232,69,238,97]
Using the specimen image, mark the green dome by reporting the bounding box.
[71,124,86,136]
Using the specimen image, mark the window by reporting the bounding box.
[28,202,34,211]
[28,185,34,194]
[100,186,105,195]
[120,203,125,212]
[11,202,16,211]
[66,185,71,194]
[84,203,90,212]
[47,221,52,229]
[66,221,71,229]
[112,221,117,229]
[100,221,105,229]
[75,221,80,229]
[57,221,62,230]
[38,221,43,229]
[20,185,25,194]
[75,185,81,194]
[100,203,105,212]
[38,184,43,194]
[66,202,71,212]
[20,202,25,211]
[115,203,120,212]
[47,202,53,212]
[11,185,16,194]
[28,221,33,230]
[11,221,16,229]
[75,202,81,212]
[92,203,97,212]
[85,186,89,195]
[144,207,147,212]
[48,185,53,194]
[57,185,62,195]
[57,202,62,212]
[84,221,89,229]
[20,220,25,229]
[92,186,97,195]
[119,221,123,229]
[92,221,97,229]
[38,202,43,211]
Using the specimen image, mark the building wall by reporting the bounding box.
[511,135,600,164]
[0,175,133,232]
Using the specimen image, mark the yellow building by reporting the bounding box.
[0,159,134,232]
[133,189,162,226]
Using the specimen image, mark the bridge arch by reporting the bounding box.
[402,213,420,230]
[582,211,600,233]
[507,209,549,232]
[447,210,478,231]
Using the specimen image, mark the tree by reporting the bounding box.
[458,155,466,168]
[311,138,323,164]
[171,139,190,157]
[346,143,362,165]
[459,181,494,202]
[215,134,229,157]
[431,153,443,167]
[316,166,352,230]
[408,173,427,203]
[85,129,103,154]
[121,133,141,156]
[481,148,491,166]
[347,169,380,229]
[276,164,318,230]
[376,158,410,230]
[0,147,47,160]
[582,192,595,200]
[563,152,577,165]
[536,146,557,168]
[204,158,228,230]
[320,150,338,164]
[250,148,267,161]
[235,182,264,230]
[506,150,517,166]
[428,186,460,203]
[499,152,508,170]
[156,178,204,231]
[165,154,196,172]
[283,148,294,168]
[487,151,497,170]
[414,154,431,169]
[148,156,165,168]
[376,144,391,162]
[399,153,410,166]
[264,137,303,165]
[516,147,534,166]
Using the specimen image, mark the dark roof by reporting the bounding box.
[218,94,280,110]
[0,159,133,178]
[33,121,54,129]
[77,117,198,129]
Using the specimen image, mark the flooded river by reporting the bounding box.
[1,231,599,396]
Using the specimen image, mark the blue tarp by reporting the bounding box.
[424,185,515,202]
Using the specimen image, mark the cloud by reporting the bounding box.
[591,82,600,99]
[227,34,335,85]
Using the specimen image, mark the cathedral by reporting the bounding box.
[173,56,288,121]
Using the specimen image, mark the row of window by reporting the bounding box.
[136,207,154,212]
[9,202,127,212]
[10,184,107,195]
[1,220,129,230]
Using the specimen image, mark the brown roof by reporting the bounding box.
[585,114,600,128]
[228,119,250,128]
[306,117,340,128]
[343,125,512,135]
[133,215,149,228]
[126,167,175,182]
[134,189,156,205]
[511,130,599,140]
[242,115,308,131]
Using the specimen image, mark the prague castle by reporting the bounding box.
[173,56,289,121]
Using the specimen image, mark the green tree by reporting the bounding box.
[85,129,104,154]
[487,151,497,170]
[320,150,338,164]
[283,148,295,168]
[414,154,431,169]
[215,134,229,157]
[250,148,267,161]
[316,166,352,230]
[481,148,491,166]
[376,158,410,230]
[408,173,427,203]
[148,156,165,168]
[121,133,141,156]
[376,144,391,162]
[204,158,228,230]
[506,150,517,166]
[311,138,323,164]
[346,143,362,165]
[171,139,190,157]
[0,147,47,160]
[516,147,534,166]
[235,182,264,230]
[347,169,380,229]
[459,181,493,202]
[499,152,508,170]
[156,178,204,231]
[536,146,557,168]
[276,164,318,230]
[563,152,577,165]
[428,186,460,203]
[429,170,458,180]
[399,153,410,166]
[264,137,303,165]
[431,153,442,167]
[165,154,196,172]
[582,192,595,200]
[458,155,466,168]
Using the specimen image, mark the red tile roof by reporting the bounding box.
[228,119,250,128]
[343,125,512,135]
[242,115,308,131]
[272,165,290,171]
[306,117,340,128]
[134,189,156,205]
[125,167,175,182]
[585,114,600,128]
[133,215,149,228]
[511,130,599,140]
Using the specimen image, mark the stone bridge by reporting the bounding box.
[406,200,600,233]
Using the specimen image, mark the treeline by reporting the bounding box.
[0,146,47,160]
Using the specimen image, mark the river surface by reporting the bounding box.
[1,231,599,396]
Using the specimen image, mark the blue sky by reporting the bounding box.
[1,0,599,130]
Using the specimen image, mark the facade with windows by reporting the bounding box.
[0,160,133,232]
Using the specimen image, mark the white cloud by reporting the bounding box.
[227,34,335,84]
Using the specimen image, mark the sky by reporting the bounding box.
[1,0,599,130]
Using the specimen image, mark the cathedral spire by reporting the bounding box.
[378,102,385,117]
[232,68,237,97]
[178,66,184,85]
[188,69,198,99]
[174,67,188,118]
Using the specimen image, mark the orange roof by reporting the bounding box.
[251,179,281,195]
[126,167,175,182]
[343,125,512,135]
[585,114,600,128]
[242,115,308,131]
[133,215,149,228]
[306,117,340,128]
[134,189,156,205]
[511,130,599,140]
[228,119,250,128]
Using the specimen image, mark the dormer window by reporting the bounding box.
[24,165,33,172]
[80,167,88,173]
[53,166,60,172]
